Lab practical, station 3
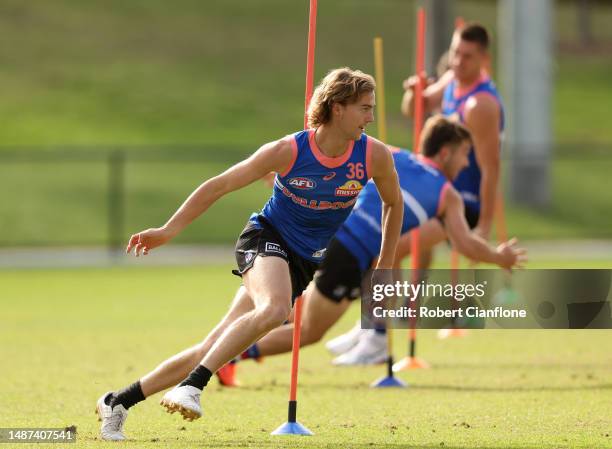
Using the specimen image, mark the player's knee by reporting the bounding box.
[301,323,326,345]
[255,300,291,331]
[193,342,207,360]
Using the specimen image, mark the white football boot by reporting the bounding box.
[325,321,367,355]
[160,385,202,421]
[332,329,388,365]
[96,392,128,441]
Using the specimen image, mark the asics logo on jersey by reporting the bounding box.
[335,180,363,197]
[288,177,316,190]
[323,172,336,181]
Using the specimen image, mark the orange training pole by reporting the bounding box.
[303,0,317,130]
[288,295,304,403]
[272,0,317,436]
[395,6,429,372]
[409,7,426,273]
[442,16,468,339]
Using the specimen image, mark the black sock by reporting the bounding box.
[179,365,213,390]
[110,380,146,410]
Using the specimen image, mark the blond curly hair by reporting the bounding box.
[307,67,375,128]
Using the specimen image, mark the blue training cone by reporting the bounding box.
[371,356,407,388]
[371,374,407,388]
[271,421,313,436]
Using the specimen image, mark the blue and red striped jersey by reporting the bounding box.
[253,129,373,262]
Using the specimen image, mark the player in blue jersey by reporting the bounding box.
[401,23,503,267]
[227,116,525,370]
[95,67,403,441]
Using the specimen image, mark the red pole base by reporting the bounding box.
[437,328,469,340]
[392,356,430,372]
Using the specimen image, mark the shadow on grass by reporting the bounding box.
[238,381,612,393]
[83,434,566,449]
[151,440,546,449]
[409,383,612,392]
[431,362,612,369]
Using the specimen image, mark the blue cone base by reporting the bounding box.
[271,421,314,436]
[371,375,407,388]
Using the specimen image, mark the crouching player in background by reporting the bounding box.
[226,115,525,376]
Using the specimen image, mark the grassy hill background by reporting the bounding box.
[1,0,611,246]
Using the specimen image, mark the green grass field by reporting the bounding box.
[2,262,612,449]
[2,2,611,445]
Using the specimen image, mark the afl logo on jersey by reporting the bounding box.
[335,180,363,197]
[288,177,316,190]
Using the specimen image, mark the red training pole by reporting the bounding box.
[441,16,469,340]
[303,0,318,129]
[395,7,429,372]
[272,0,317,436]
[291,0,317,417]
[409,6,427,273]
[288,294,304,405]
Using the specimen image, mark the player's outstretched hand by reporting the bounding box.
[496,237,528,270]
[126,227,173,257]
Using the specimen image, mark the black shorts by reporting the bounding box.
[233,217,319,301]
[437,204,480,230]
[464,205,480,229]
[314,237,366,303]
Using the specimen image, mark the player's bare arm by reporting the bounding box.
[369,139,403,269]
[126,138,294,256]
[463,93,501,240]
[441,186,526,269]
[393,232,412,268]
[400,69,454,118]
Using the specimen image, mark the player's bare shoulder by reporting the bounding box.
[261,135,294,158]
[254,135,297,174]
[437,182,463,218]
[444,183,462,206]
[464,92,500,121]
[366,136,395,178]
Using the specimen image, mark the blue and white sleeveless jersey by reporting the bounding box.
[252,129,373,262]
[441,73,504,211]
[335,149,450,272]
